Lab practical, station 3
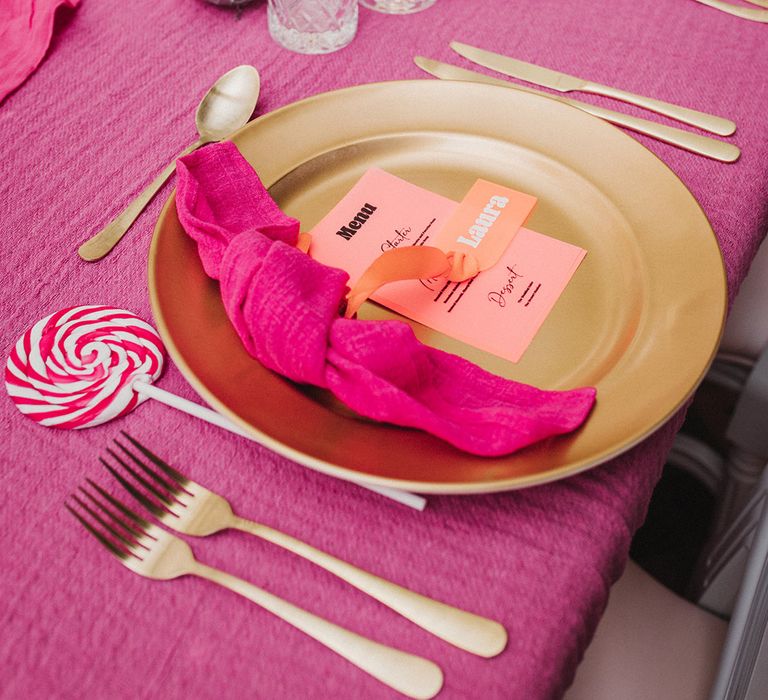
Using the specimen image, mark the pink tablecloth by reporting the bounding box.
[1,1,766,698]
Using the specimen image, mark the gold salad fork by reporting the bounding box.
[67,483,443,700]
[104,432,507,659]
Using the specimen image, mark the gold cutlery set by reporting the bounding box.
[69,36,741,698]
[68,433,507,699]
[415,42,740,163]
[78,39,741,263]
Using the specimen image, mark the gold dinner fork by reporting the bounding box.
[103,432,507,659]
[67,483,443,700]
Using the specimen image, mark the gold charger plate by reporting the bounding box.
[149,80,726,494]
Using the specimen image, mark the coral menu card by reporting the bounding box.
[308,169,586,363]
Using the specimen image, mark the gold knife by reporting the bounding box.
[413,57,740,163]
[691,0,768,22]
[450,41,736,137]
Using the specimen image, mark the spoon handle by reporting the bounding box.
[77,138,205,262]
[233,517,508,658]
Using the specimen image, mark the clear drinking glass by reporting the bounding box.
[359,0,436,14]
[268,0,358,54]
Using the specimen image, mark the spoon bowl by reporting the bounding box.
[196,65,260,141]
[78,65,260,262]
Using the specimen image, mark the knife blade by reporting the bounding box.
[449,41,736,137]
[413,57,740,163]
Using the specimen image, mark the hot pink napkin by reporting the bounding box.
[0,0,80,104]
[175,141,596,456]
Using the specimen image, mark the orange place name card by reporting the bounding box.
[429,179,537,271]
[309,168,586,363]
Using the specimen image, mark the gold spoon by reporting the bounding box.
[78,65,260,262]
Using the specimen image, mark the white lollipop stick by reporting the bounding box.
[133,380,427,510]
[133,380,253,437]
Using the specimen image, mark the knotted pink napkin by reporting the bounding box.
[0,0,80,104]
[175,141,596,456]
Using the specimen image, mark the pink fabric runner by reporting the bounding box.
[175,141,596,456]
[0,0,80,104]
[1,1,767,698]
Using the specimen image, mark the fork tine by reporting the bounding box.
[119,431,191,490]
[79,484,147,541]
[66,502,132,560]
[105,448,176,507]
[71,492,142,551]
[86,478,152,531]
[101,457,170,519]
[113,437,185,496]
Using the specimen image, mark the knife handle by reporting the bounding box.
[691,0,768,22]
[567,98,740,163]
[583,82,735,136]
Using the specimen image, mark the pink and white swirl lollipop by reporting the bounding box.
[5,306,164,428]
[5,304,254,435]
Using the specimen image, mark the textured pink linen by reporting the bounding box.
[0,0,80,104]
[175,141,596,456]
[1,1,767,699]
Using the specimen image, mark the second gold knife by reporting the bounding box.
[413,56,740,163]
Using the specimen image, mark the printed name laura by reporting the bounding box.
[456,195,509,248]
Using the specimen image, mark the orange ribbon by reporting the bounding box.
[343,245,479,318]
[296,233,480,318]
